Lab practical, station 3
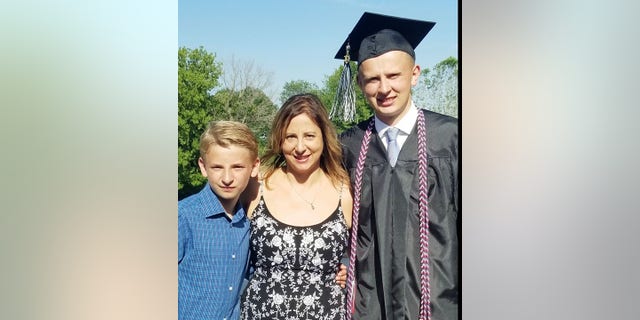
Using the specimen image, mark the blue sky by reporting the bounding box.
[179,0,458,100]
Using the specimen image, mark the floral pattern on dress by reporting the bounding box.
[240,197,348,320]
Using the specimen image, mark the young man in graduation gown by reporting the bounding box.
[336,12,459,320]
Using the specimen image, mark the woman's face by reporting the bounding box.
[281,113,324,175]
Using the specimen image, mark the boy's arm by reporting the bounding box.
[178,212,190,264]
[240,264,254,294]
[238,256,254,303]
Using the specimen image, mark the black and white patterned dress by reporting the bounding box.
[240,191,347,320]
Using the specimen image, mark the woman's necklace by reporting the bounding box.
[285,171,320,210]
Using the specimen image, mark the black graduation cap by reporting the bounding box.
[334,12,436,63]
[330,12,435,123]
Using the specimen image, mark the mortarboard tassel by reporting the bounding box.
[330,43,356,122]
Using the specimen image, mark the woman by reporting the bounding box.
[240,93,353,319]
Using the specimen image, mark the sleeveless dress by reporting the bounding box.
[240,187,348,320]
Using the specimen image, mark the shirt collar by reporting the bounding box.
[199,183,247,222]
[375,101,418,137]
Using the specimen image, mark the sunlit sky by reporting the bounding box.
[179,0,458,101]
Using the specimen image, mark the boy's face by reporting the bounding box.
[198,144,259,210]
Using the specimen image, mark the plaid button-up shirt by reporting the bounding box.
[178,184,251,320]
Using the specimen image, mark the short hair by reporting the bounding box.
[199,121,258,160]
[261,93,349,188]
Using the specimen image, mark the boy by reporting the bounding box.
[178,121,259,320]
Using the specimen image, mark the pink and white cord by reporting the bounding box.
[345,119,374,320]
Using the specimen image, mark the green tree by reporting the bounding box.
[212,87,277,155]
[178,46,223,199]
[413,56,458,118]
[214,56,278,155]
[279,80,320,105]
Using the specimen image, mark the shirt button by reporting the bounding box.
[229,286,233,291]
[232,254,236,259]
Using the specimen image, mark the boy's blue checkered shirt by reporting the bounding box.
[178,184,251,320]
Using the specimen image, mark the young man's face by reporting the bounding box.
[198,144,259,210]
[357,50,420,126]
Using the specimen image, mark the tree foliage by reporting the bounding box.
[212,87,277,155]
[178,47,278,199]
[215,56,278,155]
[178,46,222,198]
[279,80,320,105]
[413,56,458,118]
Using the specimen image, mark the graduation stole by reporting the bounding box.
[345,110,432,320]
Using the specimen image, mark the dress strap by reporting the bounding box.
[250,180,266,219]
[259,179,264,197]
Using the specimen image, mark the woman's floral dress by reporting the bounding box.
[240,194,347,320]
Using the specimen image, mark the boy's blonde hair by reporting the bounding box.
[199,121,258,160]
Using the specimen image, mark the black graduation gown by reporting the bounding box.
[340,109,459,320]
